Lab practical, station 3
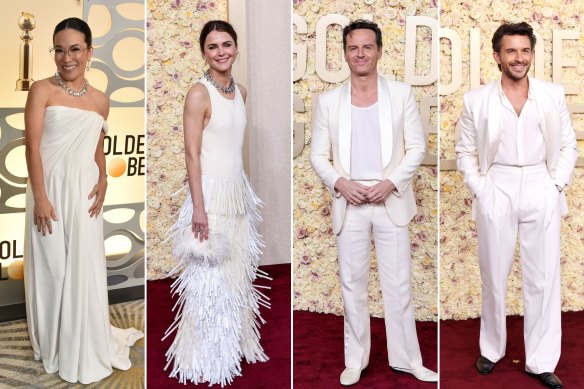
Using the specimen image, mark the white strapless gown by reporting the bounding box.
[24,106,143,384]
[163,79,270,387]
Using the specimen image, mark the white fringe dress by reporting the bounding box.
[163,78,269,386]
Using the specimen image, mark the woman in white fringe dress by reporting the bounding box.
[163,20,270,387]
[24,18,143,384]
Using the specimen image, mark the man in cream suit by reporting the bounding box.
[311,19,437,386]
[456,22,577,389]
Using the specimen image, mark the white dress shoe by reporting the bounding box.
[340,368,362,386]
[392,365,438,382]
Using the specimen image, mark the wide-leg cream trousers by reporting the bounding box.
[337,195,423,371]
[476,163,562,374]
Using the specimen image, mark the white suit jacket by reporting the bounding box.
[456,76,578,218]
[310,75,426,234]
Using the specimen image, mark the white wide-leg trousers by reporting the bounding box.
[476,163,562,374]
[336,200,423,371]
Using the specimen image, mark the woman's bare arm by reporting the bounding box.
[24,80,58,236]
[88,93,110,218]
[184,83,211,241]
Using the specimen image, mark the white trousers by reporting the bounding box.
[337,200,423,370]
[476,163,562,373]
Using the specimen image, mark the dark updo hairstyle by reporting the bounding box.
[53,17,92,47]
[199,20,238,52]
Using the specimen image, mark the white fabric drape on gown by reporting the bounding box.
[24,106,143,384]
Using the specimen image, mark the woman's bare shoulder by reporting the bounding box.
[237,83,247,101]
[186,82,210,101]
[184,82,211,113]
[90,88,110,118]
[26,78,58,109]
[28,77,56,95]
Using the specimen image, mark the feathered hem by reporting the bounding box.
[163,172,270,387]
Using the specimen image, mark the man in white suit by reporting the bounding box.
[456,22,577,389]
[311,20,437,386]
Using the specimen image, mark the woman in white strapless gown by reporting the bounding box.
[163,21,269,387]
[24,18,142,384]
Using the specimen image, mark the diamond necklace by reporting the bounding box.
[204,69,235,94]
[55,71,89,97]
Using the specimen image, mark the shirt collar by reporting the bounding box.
[498,75,534,100]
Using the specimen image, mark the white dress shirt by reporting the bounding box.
[493,81,546,166]
[350,102,382,180]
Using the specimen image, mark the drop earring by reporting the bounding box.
[86,60,92,72]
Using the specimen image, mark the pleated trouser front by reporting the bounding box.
[476,163,562,373]
[336,199,423,371]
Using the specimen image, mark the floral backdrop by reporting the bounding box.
[293,0,438,321]
[147,0,227,279]
[440,0,584,320]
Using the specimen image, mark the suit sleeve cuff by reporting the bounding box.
[328,174,343,196]
[386,175,407,197]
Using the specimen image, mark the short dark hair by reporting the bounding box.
[342,19,382,51]
[53,17,92,47]
[199,20,238,52]
[492,22,536,70]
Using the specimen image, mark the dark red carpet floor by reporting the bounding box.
[440,311,584,389]
[293,310,437,388]
[147,264,291,388]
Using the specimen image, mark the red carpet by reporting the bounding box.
[147,264,291,388]
[293,310,437,388]
[440,311,584,388]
